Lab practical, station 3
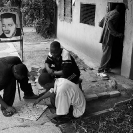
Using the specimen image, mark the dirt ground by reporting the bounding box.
[13,28,133,117]
[12,28,133,132]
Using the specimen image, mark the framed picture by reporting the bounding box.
[0,7,21,41]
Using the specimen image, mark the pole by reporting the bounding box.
[17,81,21,101]
[19,0,24,62]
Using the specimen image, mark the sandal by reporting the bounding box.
[97,72,109,80]
[1,109,14,117]
[97,72,107,77]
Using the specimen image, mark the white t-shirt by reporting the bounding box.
[50,78,86,118]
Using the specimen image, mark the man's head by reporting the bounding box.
[115,4,125,13]
[50,41,62,59]
[1,13,17,38]
[38,73,54,90]
[13,64,28,80]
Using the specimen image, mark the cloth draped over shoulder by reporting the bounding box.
[99,9,120,46]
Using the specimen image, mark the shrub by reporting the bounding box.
[22,0,56,38]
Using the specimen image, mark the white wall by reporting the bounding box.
[57,0,108,67]
[121,0,133,78]
[57,0,133,79]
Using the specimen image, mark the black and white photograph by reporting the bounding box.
[0,0,133,133]
[0,7,21,40]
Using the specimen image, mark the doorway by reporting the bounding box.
[107,3,126,74]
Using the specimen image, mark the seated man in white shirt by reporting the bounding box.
[33,73,86,123]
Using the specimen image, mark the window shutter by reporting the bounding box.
[64,0,72,22]
[80,4,96,26]
[59,0,64,21]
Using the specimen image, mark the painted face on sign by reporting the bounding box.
[1,17,16,38]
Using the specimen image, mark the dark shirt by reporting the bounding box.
[0,56,22,88]
[45,48,80,78]
[0,28,21,38]
[99,9,120,46]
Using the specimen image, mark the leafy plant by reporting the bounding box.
[21,0,56,38]
[4,0,57,38]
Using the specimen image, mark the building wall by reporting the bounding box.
[121,0,133,78]
[57,0,107,67]
[56,0,133,79]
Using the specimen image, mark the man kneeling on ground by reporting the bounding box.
[0,56,39,117]
[33,73,86,123]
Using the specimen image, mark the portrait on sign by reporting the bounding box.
[0,7,21,40]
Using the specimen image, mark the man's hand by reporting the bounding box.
[6,106,16,113]
[33,98,41,106]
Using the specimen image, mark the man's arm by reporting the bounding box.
[99,17,105,28]
[0,95,8,109]
[45,63,54,75]
[108,13,123,37]
[53,70,63,77]
[0,95,16,113]
[45,52,63,76]
[33,90,52,105]
[45,52,54,72]
[45,63,52,71]
[45,63,63,77]
[108,20,121,37]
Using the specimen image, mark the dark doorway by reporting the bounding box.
[107,3,126,74]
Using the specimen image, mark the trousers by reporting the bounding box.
[98,44,112,72]
[1,77,33,108]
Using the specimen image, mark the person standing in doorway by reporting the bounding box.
[97,4,124,79]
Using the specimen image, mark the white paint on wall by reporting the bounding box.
[56,0,133,79]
